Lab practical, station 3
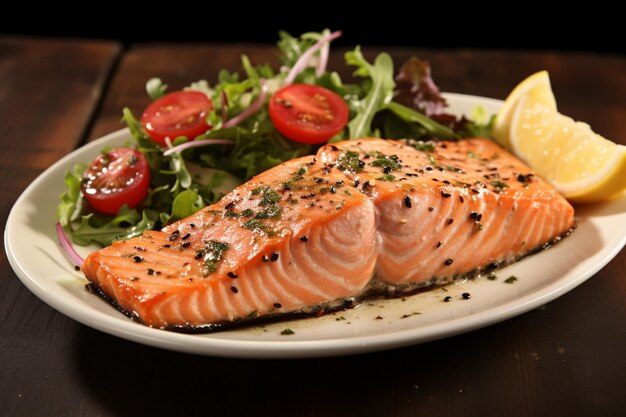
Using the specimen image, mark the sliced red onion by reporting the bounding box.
[316,33,331,77]
[55,223,84,268]
[163,139,234,157]
[221,90,229,122]
[222,79,268,129]
[285,31,342,85]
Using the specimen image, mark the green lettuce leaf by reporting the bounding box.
[277,31,316,67]
[345,48,395,139]
[168,190,205,223]
[57,163,86,227]
[197,124,309,180]
[71,207,155,246]
[385,102,457,139]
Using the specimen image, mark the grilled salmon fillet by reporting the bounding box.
[82,138,574,330]
[319,139,575,288]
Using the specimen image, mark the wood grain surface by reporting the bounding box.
[1,38,625,417]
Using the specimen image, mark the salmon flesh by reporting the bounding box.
[82,138,575,330]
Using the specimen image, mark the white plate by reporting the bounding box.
[5,93,626,358]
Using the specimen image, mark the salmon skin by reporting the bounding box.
[82,138,575,331]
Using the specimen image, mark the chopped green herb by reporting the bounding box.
[254,206,282,219]
[505,276,518,284]
[412,141,435,152]
[259,188,281,206]
[336,150,365,173]
[428,154,463,172]
[376,174,396,182]
[240,209,254,217]
[242,218,267,231]
[282,168,307,190]
[280,328,295,335]
[200,240,230,276]
[369,153,401,171]
[490,180,509,189]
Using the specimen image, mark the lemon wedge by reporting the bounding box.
[493,71,556,148]
[510,97,626,203]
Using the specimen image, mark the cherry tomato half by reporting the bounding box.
[81,148,150,215]
[268,84,349,144]
[141,91,213,146]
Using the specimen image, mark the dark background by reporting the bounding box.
[2,8,624,54]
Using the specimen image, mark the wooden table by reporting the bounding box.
[1,37,625,417]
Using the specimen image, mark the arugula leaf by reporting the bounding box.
[385,101,457,139]
[71,207,155,246]
[198,125,309,180]
[165,149,193,192]
[168,190,205,223]
[345,48,395,139]
[121,108,161,154]
[57,163,86,227]
[241,55,275,83]
[376,110,427,140]
[277,31,316,67]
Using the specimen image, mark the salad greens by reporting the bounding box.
[344,48,395,139]
[57,30,494,247]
